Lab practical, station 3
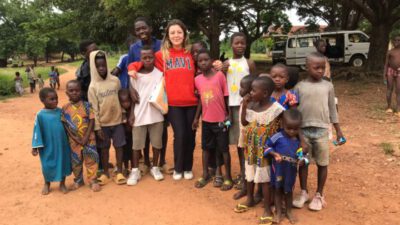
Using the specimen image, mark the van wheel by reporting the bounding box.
[350,55,365,67]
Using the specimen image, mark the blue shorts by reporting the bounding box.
[271,160,297,193]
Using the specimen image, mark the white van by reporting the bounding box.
[285,31,370,68]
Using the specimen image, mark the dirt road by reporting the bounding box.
[0,65,399,225]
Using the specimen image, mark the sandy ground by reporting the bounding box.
[0,65,399,225]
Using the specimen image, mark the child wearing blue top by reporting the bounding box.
[264,109,304,224]
[32,88,72,195]
[270,63,299,110]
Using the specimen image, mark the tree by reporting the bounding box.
[343,0,400,72]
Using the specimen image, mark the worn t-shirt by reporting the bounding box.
[195,71,229,123]
[294,79,338,128]
[130,68,164,127]
[227,56,250,106]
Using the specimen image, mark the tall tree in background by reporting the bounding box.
[344,0,400,71]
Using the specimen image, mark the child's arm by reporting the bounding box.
[247,59,257,75]
[192,102,202,130]
[263,138,282,162]
[81,119,94,146]
[32,113,44,156]
[88,87,105,140]
[128,103,136,126]
[63,123,82,145]
[328,84,344,142]
[222,59,230,74]
[383,51,390,84]
[241,94,251,126]
[224,96,231,122]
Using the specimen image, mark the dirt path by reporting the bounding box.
[0,65,399,225]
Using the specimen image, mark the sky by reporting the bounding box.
[286,9,328,26]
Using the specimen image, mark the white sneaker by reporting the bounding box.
[172,171,182,180]
[308,192,327,211]
[183,171,193,180]
[127,168,141,186]
[150,167,164,181]
[293,190,309,208]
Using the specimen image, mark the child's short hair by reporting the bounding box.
[283,108,302,123]
[286,66,299,89]
[79,40,96,53]
[314,39,326,47]
[241,74,257,86]
[271,63,289,76]
[118,89,130,99]
[39,87,56,102]
[253,76,275,94]
[141,45,153,52]
[306,52,326,63]
[66,79,81,89]
[15,72,20,76]
[196,48,211,60]
[230,32,246,44]
[134,16,152,27]
[95,51,106,60]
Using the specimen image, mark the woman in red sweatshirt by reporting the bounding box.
[128,19,198,181]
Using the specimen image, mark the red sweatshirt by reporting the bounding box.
[128,48,198,107]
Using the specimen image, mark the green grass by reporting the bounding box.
[62,54,120,69]
[0,66,66,96]
[380,142,394,155]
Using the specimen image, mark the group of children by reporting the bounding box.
[31,18,345,225]
[14,65,60,95]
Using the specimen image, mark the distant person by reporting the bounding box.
[61,80,100,192]
[55,68,61,90]
[26,65,37,93]
[314,39,331,80]
[14,72,24,95]
[37,74,44,89]
[127,46,165,185]
[192,49,232,190]
[49,66,57,89]
[76,40,98,101]
[384,35,400,115]
[32,88,72,195]
[88,50,126,185]
[293,52,345,211]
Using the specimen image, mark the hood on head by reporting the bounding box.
[89,50,111,83]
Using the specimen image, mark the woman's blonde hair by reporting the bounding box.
[161,19,189,61]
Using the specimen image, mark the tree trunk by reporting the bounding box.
[45,51,49,63]
[209,0,220,59]
[245,38,253,59]
[366,22,391,72]
[71,53,75,61]
[0,58,7,68]
[33,57,38,67]
[61,51,64,62]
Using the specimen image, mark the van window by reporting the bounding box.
[288,38,296,48]
[349,33,369,43]
[297,37,318,48]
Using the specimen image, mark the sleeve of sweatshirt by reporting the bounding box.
[154,51,164,72]
[88,87,101,131]
[328,82,339,124]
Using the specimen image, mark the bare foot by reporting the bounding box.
[41,183,50,195]
[90,182,101,192]
[69,182,84,191]
[233,189,247,200]
[59,183,68,194]
[286,211,297,224]
[272,211,281,224]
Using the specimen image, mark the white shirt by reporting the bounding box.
[130,68,164,127]
[227,56,250,106]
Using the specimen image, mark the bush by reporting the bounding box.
[0,77,15,96]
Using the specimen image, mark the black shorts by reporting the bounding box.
[201,121,229,153]
[96,124,126,149]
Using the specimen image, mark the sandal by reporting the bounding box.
[213,175,223,188]
[259,216,273,225]
[221,179,233,191]
[97,174,110,186]
[194,177,211,188]
[114,173,127,185]
[234,203,251,213]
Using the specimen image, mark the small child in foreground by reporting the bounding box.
[192,49,233,190]
[265,109,304,224]
[234,76,284,225]
[118,89,133,175]
[293,52,345,211]
[62,80,100,192]
[270,63,298,110]
[32,88,71,195]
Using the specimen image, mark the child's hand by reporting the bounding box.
[192,119,199,130]
[81,136,89,146]
[336,131,345,145]
[273,152,282,162]
[128,114,135,127]
[111,67,121,76]
[31,148,39,156]
[95,130,106,141]
[131,88,140,104]
[128,70,138,79]
[222,61,230,73]
[212,60,223,71]
[298,158,306,166]
[242,94,252,106]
